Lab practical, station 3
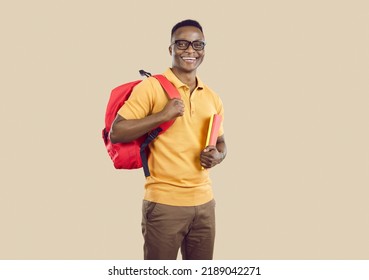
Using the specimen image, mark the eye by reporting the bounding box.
[193,41,205,50]
[176,40,189,48]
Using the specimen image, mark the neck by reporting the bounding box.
[171,67,197,90]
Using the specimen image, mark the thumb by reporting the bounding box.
[204,145,216,153]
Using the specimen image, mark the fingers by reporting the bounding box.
[203,146,217,153]
[162,99,185,121]
[200,146,218,169]
[200,155,213,169]
[174,99,185,116]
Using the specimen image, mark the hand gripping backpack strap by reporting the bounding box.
[139,74,181,177]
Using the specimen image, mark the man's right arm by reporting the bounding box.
[109,98,184,143]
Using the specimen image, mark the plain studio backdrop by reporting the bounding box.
[1,0,368,259]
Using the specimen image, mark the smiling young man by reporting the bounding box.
[110,19,226,260]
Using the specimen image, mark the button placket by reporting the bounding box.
[190,98,195,115]
[189,89,197,116]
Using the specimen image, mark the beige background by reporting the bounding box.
[1,0,368,260]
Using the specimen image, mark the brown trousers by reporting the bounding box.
[141,199,216,260]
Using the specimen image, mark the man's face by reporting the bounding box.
[169,26,205,73]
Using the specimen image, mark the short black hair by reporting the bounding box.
[171,19,203,37]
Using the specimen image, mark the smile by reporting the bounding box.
[181,57,197,63]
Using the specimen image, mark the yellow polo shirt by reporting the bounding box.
[118,68,224,206]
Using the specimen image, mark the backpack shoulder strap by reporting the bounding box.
[139,74,181,177]
[151,74,181,134]
[152,74,181,99]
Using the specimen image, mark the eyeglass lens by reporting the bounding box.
[175,40,205,50]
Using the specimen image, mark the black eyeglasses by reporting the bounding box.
[171,40,206,51]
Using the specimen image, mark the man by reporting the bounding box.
[110,19,226,260]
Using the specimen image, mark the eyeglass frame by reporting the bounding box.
[170,40,206,51]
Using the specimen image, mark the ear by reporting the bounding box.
[168,45,173,56]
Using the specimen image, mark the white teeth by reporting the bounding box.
[182,57,196,60]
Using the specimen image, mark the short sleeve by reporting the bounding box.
[117,78,154,120]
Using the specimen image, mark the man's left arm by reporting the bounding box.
[200,135,227,169]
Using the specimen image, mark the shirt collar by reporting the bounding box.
[164,68,204,90]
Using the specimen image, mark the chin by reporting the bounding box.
[182,63,200,72]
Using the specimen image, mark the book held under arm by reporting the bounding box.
[201,114,222,170]
[205,114,222,147]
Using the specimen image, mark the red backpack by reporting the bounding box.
[102,70,180,177]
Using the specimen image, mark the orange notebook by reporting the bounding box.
[205,114,222,147]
